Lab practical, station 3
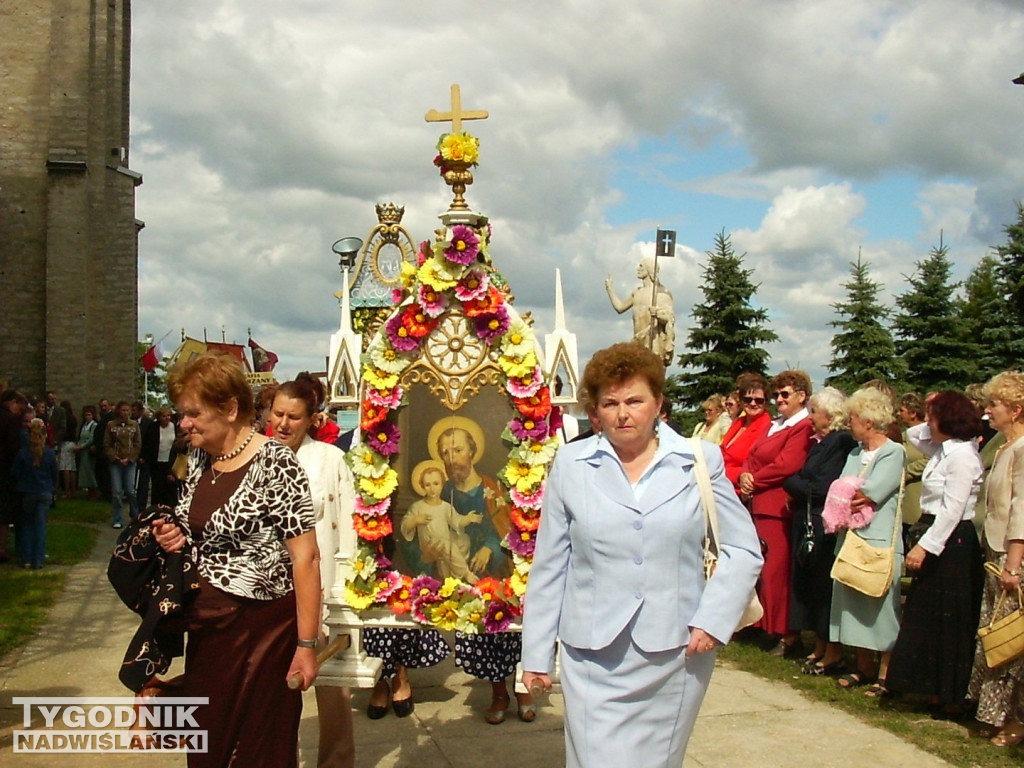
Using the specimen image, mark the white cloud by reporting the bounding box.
[132,0,1024,389]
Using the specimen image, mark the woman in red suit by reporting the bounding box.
[738,370,814,657]
[720,373,773,489]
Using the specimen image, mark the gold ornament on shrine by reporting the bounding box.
[425,84,488,213]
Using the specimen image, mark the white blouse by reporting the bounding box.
[916,438,983,556]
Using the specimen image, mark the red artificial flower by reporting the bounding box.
[353,514,393,541]
[360,402,388,432]
[462,286,503,318]
[515,388,552,420]
[510,505,541,532]
[387,575,415,614]
[401,304,438,339]
[474,577,504,603]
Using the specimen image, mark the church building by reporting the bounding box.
[0,0,141,406]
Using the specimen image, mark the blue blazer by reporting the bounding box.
[521,427,763,673]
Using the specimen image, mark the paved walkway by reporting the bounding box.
[0,525,955,767]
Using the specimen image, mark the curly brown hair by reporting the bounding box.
[581,343,665,405]
[771,369,812,398]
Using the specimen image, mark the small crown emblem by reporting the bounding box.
[376,203,405,225]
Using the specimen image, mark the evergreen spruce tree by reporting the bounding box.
[892,239,977,392]
[675,231,779,407]
[957,254,1005,381]
[984,202,1024,370]
[825,256,906,394]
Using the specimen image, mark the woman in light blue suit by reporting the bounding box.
[522,344,763,768]
[829,386,906,696]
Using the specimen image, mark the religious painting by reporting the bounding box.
[390,383,515,583]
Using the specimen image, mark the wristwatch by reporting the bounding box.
[297,637,318,649]
[1006,567,1021,577]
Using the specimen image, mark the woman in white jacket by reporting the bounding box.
[270,377,355,768]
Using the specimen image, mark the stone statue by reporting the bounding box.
[605,256,676,366]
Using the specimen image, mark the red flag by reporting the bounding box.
[248,336,279,372]
[139,345,159,373]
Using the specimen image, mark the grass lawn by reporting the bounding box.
[719,631,1024,768]
[0,497,107,661]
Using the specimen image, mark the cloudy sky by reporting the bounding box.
[132,0,1024,392]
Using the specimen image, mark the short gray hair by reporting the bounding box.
[809,386,847,433]
[845,387,895,433]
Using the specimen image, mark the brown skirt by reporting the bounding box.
[182,579,301,768]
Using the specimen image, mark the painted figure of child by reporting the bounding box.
[401,460,482,583]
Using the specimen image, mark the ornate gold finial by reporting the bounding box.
[427,85,488,214]
[425,84,488,133]
[375,203,405,225]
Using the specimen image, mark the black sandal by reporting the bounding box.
[864,680,889,698]
[803,658,847,676]
[836,672,874,689]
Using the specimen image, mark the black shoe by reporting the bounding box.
[767,639,805,659]
[366,703,389,720]
[392,697,414,718]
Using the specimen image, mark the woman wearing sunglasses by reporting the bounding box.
[737,371,815,658]
[721,373,773,489]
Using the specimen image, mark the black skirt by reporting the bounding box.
[886,519,984,705]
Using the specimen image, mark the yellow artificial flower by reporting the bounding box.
[439,577,462,599]
[508,570,528,597]
[417,258,459,291]
[344,584,378,611]
[438,132,480,165]
[503,459,545,495]
[431,599,461,631]
[400,260,418,287]
[362,366,399,391]
[498,350,538,379]
[358,467,398,499]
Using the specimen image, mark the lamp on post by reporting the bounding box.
[332,237,363,276]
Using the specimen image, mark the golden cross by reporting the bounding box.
[425,84,488,133]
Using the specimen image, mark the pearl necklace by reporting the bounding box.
[210,428,258,462]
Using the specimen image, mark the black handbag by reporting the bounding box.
[795,500,815,567]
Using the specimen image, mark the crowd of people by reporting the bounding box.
[5,348,1024,766]
[0,387,190,568]
[689,368,1024,749]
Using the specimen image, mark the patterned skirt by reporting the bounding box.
[968,545,1024,727]
[363,627,450,680]
[454,631,522,682]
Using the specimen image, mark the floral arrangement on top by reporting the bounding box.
[342,132,564,634]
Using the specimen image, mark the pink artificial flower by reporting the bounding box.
[506,367,544,398]
[374,570,403,600]
[454,267,489,301]
[506,527,537,557]
[417,283,449,318]
[417,240,431,266]
[483,600,513,633]
[511,485,545,510]
[366,421,401,456]
[473,306,510,343]
[385,314,420,352]
[366,386,403,409]
[443,225,480,266]
[355,495,392,517]
[509,416,550,442]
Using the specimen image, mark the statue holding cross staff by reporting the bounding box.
[605,256,676,366]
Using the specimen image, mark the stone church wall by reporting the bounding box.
[0,0,140,409]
